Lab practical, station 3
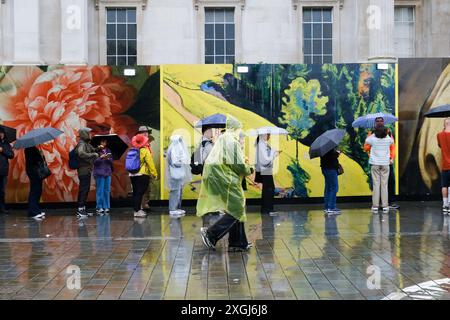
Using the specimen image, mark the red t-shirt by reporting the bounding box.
[437,131,450,170]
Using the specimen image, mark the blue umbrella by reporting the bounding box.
[194,113,226,128]
[424,104,450,118]
[352,112,398,129]
[14,127,64,149]
[309,129,346,159]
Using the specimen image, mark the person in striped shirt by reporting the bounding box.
[364,117,400,210]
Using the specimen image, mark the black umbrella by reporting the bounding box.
[309,129,346,159]
[91,134,128,160]
[14,127,63,149]
[0,125,16,143]
[424,104,450,118]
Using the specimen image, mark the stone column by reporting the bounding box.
[13,0,42,64]
[367,0,396,62]
[60,0,89,64]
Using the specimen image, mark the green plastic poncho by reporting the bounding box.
[196,116,253,222]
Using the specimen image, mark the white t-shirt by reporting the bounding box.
[365,135,394,166]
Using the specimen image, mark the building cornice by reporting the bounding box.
[292,0,344,10]
[194,0,245,11]
[95,0,149,10]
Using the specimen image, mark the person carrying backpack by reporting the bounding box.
[191,126,214,175]
[75,128,99,218]
[128,133,158,217]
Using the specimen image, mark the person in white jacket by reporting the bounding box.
[255,134,281,214]
[166,135,192,217]
[365,126,394,213]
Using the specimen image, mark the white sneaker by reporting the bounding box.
[169,210,185,218]
[176,209,186,214]
[96,208,104,215]
[371,207,379,213]
[382,207,389,213]
[134,217,145,224]
[134,210,147,217]
[104,209,110,214]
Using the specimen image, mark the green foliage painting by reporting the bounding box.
[162,64,396,199]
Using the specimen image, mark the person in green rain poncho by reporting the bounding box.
[197,115,254,252]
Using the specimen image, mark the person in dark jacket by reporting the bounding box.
[93,138,113,215]
[25,146,47,220]
[76,128,99,218]
[0,127,14,214]
[320,148,341,215]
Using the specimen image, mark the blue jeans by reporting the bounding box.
[322,169,338,210]
[95,176,111,210]
[28,178,43,216]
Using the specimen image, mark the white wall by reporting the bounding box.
[0,0,448,65]
[241,0,298,63]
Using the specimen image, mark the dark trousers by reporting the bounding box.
[206,213,248,248]
[322,169,339,210]
[0,175,7,211]
[131,175,150,212]
[261,174,275,214]
[28,178,43,216]
[77,174,91,208]
[388,164,395,204]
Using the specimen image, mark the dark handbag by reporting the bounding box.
[36,158,51,180]
[337,164,344,176]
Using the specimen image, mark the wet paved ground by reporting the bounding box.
[0,201,449,300]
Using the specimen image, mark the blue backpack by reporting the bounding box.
[125,148,141,173]
[69,145,80,170]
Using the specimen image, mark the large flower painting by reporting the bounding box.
[0,65,160,203]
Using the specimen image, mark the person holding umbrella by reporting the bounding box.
[25,146,49,220]
[359,114,399,210]
[0,126,14,214]
[255,133,281,215]
[437,118,450,215]
[75,128,99,218]
[321,148,341,215]
[91,133,128,215]
[14,127,63,220]
[365,126,394,213]
[309,129,346,215]
[93,138,113,215]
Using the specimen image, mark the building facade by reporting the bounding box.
[0,0,449,65]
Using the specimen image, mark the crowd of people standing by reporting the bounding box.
[1,113,449,250]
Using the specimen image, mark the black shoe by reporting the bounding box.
[30,214,43,221]
[76,209,88,218]
[228,243,253,252]
[389,203,400,210]
[200,227,215,249]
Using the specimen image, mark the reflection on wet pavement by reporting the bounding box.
[0,202,448,300]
